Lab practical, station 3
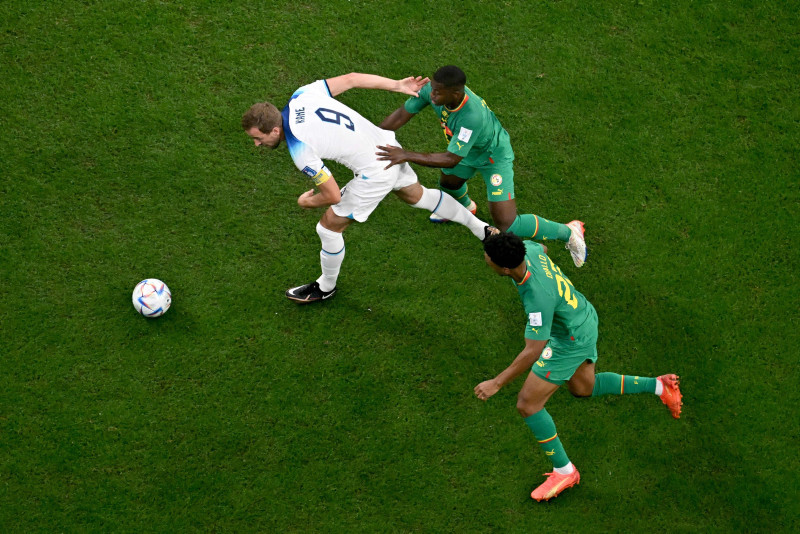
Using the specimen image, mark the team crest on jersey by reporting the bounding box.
[490,174,503,186]
[541,347,553,360]
[302,166,317,178]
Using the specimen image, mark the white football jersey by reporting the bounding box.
[281,80,396,183]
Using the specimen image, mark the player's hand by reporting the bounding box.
[474,379,501,401]
[297,189,316,209]
[376,144,407,170]
[396,76,430,97]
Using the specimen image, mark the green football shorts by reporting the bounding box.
[443,158,515,202]
[531,340,599,385]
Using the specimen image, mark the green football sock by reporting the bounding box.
[591,372,657,396]
[439,179,472,208]
[524,408,570,469]
[507,214,571,242]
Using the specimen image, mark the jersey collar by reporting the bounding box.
[516,269,531,286]
[445,93,469,113]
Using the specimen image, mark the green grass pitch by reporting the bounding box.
[2,1,798,531]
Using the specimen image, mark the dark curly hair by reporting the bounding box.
[433,65,466,88]
[483,232,525,269]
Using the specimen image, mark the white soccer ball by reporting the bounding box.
[132,279,172,318]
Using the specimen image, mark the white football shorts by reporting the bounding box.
[331,163,418,222]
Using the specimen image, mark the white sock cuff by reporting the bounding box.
[554,462,575,475]
[316,222,344,255]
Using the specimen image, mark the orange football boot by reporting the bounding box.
[657,374,683,419]
[531,468,581,502]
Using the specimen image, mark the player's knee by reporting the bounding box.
[495,216,515,232]
[489,207,516,231]
[567,379,594,397]
[398,183,424,205]
[439,175,463,190]
[516,395,538,418]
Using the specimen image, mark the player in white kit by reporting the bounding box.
[243,73,497,303]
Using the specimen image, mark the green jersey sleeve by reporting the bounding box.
[404,82,431,114]
[520,241,555,341]
[523,291,555,340]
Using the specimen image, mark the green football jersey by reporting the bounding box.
[404,82,513,167]
[515,241,598,344]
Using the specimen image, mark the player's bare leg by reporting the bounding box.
[319,208,352,233]
[438,172,468,193]
[488,198,518,231]
[395,182,495,240]
[285,209,352,304]
[565,360,596,398]
[516,371,560,417]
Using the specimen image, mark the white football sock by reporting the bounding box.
[554,462,575,475]
[654,379,664,396]
[315,222,345,292]
[411,187,488,240]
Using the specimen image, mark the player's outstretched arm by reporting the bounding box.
[474,338,548,401]
[326,73,429,98]
[376,144,462,170]
[380,107,416,131]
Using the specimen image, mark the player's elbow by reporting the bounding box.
[325,189,342,205]
[328,73,359,97]
[379,117,396,130]
[442,153,462,168]
[342,72,358,90]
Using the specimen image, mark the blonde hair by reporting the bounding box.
[241,102,281,133]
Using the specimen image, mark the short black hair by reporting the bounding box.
[484,232,526,269]
[433,65,466,88]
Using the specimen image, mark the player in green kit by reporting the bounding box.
[475,232,682,501]
[377,65,587,268]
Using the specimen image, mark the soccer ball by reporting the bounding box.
[132,279,172,318]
